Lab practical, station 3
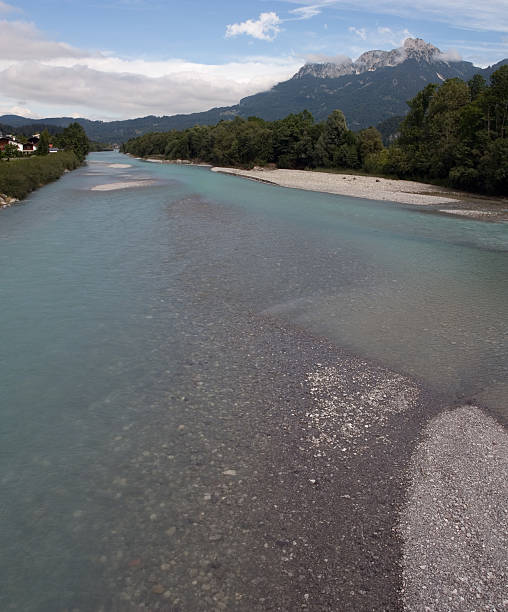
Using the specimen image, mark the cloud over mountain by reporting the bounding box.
[0,19,300,119]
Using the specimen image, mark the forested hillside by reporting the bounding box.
[122,66,508,195]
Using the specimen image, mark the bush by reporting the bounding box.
[448,166,480,190]
[0,151,80,200]
[363,150,389,174]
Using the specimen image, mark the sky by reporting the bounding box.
[1,0,507,121]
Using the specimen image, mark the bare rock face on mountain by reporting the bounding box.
[294,38,444,79]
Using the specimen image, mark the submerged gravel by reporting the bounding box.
[400,405,508,611]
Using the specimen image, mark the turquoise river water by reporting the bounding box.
[0,153,507,610]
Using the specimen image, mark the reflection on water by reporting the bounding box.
[0,152,506,610]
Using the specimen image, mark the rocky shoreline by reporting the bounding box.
[0,193,19,209]
[211,167,508,221]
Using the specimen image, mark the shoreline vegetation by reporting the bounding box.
[122,66,507,213]
[0,151,81,205]
[0,122,90,207]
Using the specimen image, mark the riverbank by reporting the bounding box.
[0,193,19,209]
[211,167,508,221]
[144,156,212,168]
[0,152,81,204]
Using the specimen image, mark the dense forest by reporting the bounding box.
[122,66,508,195]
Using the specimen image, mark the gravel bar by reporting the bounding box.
[400,405,508,611]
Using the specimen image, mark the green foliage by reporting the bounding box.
[88,141,115,152]
[363,149,389,174]
[468,74,487,101]
[314,110,349,167]
[36,129,50,155]
[384,67,508,194]
[55,122,90,162]
[357,127,384,163]
[0,143,22,159]
[122,108,366,171]
[0,151,79,200]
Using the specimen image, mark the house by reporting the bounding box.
[0,136,24,152]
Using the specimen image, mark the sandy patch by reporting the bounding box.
[108,163,132,169]
[211,167,458,206]
[91,180,155,191]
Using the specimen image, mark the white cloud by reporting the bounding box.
[0,104,41,118]
[289,5,323,19]
[349,27,367,40]
[375,26,413,47]
[0,18,303,119]
[284,0,508,33]
[1,59,302,117]
[0,60,300,118]
[225,12,281,41]
[0,20,91,60]
[305,53,351,64]
[0,1,18,13]
[434,48,462,62]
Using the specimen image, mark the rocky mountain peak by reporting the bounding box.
[402,38,441,62]
[293,38,444,80]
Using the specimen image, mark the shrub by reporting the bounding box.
[0,151,80,200]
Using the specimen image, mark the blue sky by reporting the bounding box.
[1,0,507,120]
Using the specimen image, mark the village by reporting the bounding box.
[0,132,59,156]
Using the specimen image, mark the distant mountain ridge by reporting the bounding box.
[2,39,506,142]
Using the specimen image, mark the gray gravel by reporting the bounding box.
[399,405,508,611]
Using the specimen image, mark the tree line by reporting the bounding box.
[121,65,508,195]
[366,65,508,194]
[1,122,90,163]
[122,109,383,173]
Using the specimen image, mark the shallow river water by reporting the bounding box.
[1,153,507,610]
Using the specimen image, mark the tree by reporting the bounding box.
[36,129,50,156]
[357,127,383,164]
[1,143,21,159]
[314,109,349,167]
[468,74,486,101]
[56,123,89,162]
[489,65,508,139]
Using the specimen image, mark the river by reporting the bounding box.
[1,152,507,610]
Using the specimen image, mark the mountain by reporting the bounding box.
[2,39,506,142]
[235,40,506,129]
[294,37,440,79]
